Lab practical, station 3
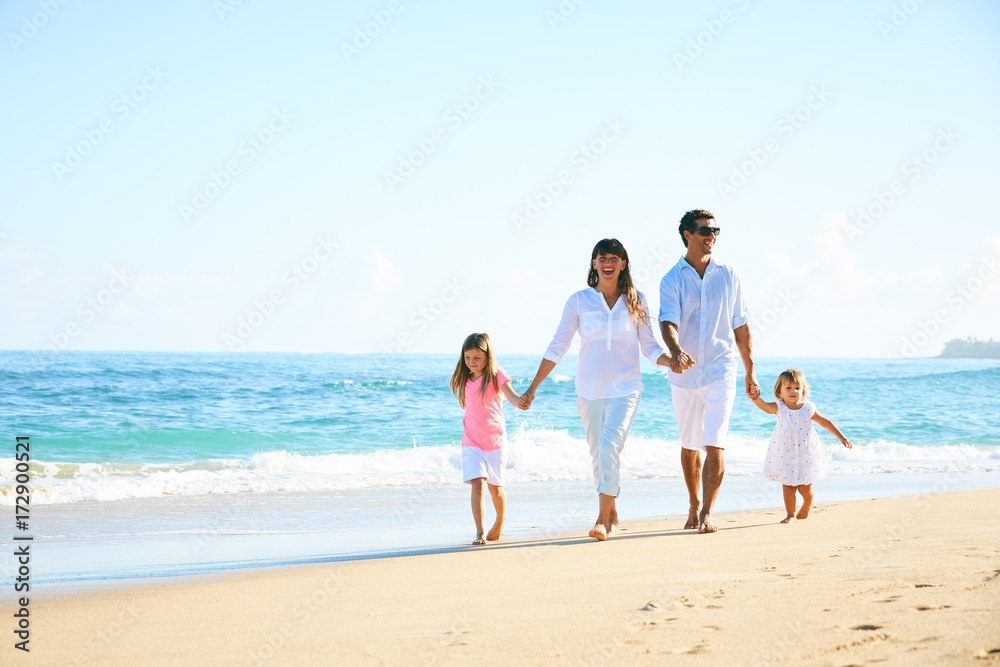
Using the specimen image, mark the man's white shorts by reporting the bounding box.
[462,446,506,486]
[670,378,736,450]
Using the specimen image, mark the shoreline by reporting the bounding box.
[4,487,999,665]
[9,471,1000,598]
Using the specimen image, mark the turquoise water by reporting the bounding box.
[2,351,998,587]
[1,351,998,504]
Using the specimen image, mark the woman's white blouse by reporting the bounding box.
[543,288,666,400]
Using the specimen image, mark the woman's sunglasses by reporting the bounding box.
[693,226,721,237]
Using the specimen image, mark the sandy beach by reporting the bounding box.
[6,487,999,666]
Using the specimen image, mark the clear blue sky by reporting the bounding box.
[2,0,998,357]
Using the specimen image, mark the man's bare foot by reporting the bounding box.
[698,514,718,534]
[684,505,700,530]
[795,507,810,520]
[780,515,796,524]
[486,520,504,541]
[473,534,486,545]
[589,524,608,541]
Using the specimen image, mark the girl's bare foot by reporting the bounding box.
[780,515,796,524]
[486,520,504,541]
[473,534,486,545]
[795,507,810,520]
[589,524,608,541]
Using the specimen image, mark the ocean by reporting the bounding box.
[2,351,999,590]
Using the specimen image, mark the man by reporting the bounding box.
[658,209,758,533]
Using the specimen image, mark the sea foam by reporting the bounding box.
[1,428,998,506]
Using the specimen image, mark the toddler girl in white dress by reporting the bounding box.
[750,369,852,523]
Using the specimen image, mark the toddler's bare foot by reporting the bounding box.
[473,534,486,545]
[795,507,810,520]
[486,520,504,541]
[780,515,796,524]
[589,524,608,541]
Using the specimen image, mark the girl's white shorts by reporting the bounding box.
[462,446,506,486]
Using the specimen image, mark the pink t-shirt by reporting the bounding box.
[461,367,511,451]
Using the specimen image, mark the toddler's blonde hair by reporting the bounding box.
[773,368,809,399]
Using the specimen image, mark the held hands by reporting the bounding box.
[669,349,695,374]
[745,373,760,400]
[518,389,535,411]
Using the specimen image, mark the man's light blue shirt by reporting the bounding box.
[658,255,750,389]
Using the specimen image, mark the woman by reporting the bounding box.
[521,239,670,540]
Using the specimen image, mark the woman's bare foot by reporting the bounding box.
[589,524,608,541]
[780,515,796,524]
[607,508,620,536]
[486,520,504,541]
[473,534,486,545]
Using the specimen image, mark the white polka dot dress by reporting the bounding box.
[763,400,829,486]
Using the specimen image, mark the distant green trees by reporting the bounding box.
[939,337,1000,359]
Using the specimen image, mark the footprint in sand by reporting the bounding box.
[972,648,1000,660]
[876,595,903,603]
[667,643,710,655]
[853,624,883,631]
[913,605,952,611]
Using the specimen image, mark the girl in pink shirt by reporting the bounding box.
[450,333,525,545]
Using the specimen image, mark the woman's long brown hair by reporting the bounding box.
[587,238,649,325]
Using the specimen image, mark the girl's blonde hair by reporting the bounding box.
[586,238,649,325]
[773,368,809,399]
[450,333,500,408]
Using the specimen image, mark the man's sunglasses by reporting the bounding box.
[693,226,721,237]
